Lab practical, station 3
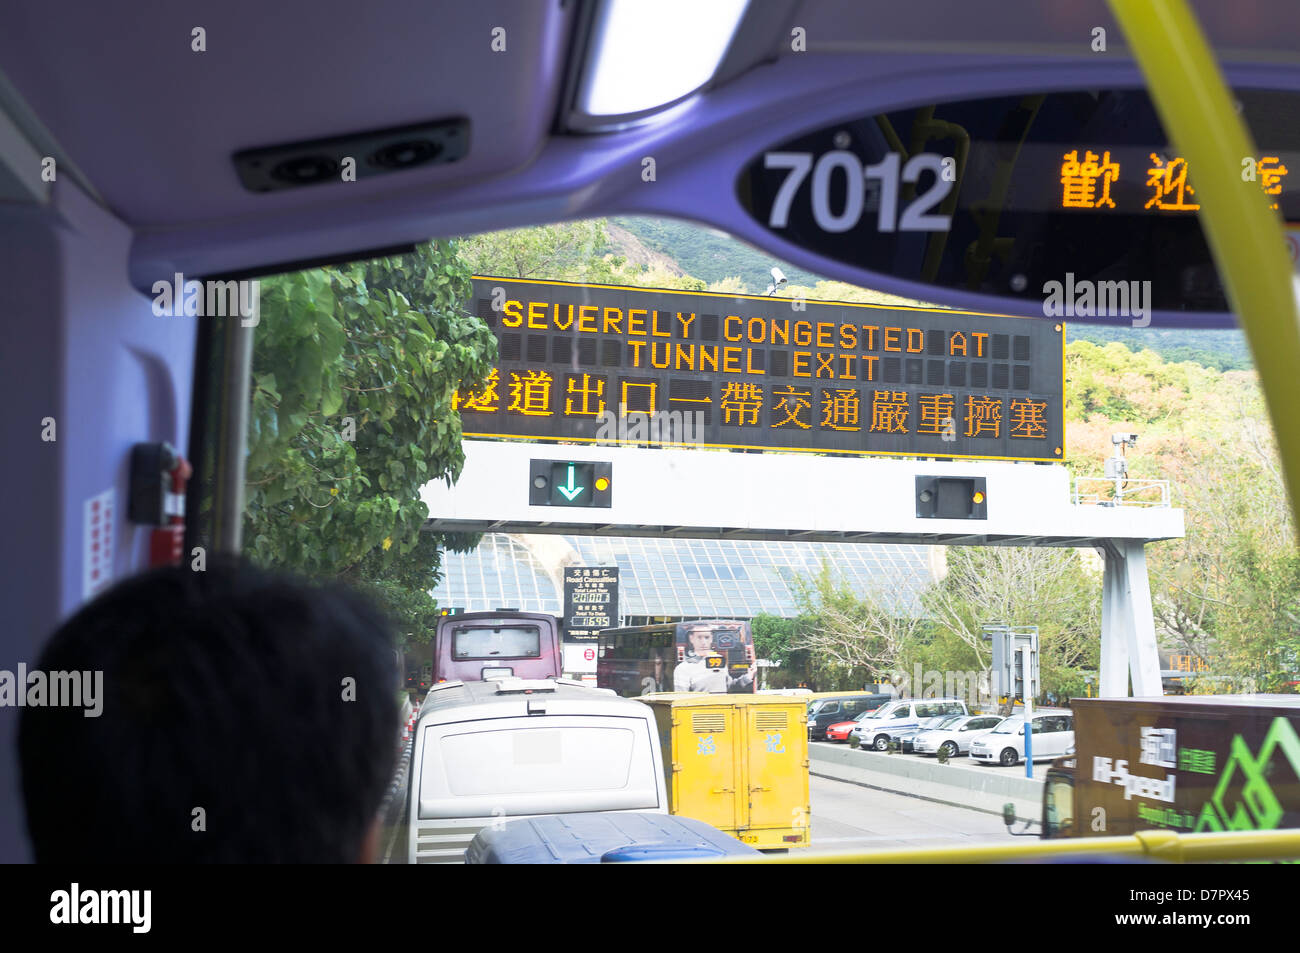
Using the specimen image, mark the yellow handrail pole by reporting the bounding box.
[1105,0,1300,526]
[676,828,1300,864]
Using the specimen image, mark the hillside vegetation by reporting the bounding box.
[1067,324,1251,372]
[615,215,1253,371]
[1063,340,1296,689]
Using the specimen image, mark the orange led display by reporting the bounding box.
[1056,149,1290,213]
[457,278,1065,462]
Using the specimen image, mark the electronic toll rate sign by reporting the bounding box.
[457,276,1065,462]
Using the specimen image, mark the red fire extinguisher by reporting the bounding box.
[129,441,191,567]
[150,452,191,567]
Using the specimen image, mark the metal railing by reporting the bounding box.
[1072,477,1171,508]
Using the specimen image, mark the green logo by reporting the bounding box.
[1194,717,1300,832]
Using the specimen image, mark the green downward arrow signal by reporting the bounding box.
[557,463,584,501]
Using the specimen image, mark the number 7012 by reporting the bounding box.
[763,150,955,234]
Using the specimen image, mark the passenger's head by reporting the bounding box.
[19,560,399,863]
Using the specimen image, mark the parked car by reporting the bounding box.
[894,714,966,752]
[912,714,1007,757]
[824,713,871,743]
[849,698,969,751]
[970,710,1075,766]
[807,693,892,741]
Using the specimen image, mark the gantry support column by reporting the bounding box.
[1099,539,1164,697]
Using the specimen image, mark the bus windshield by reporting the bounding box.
[452,625,541,660]
[28,0,1293,876]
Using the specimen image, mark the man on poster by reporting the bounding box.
[673,623,755,693]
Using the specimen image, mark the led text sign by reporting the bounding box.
[736,89,1298,314]
[456,277,1065,462]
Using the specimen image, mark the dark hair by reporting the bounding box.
[18,561,399,863]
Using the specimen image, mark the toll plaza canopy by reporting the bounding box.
[430,533,934,620]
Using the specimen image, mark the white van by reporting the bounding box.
[970,710,1075,766]
[848,697,969,751]
[406,678,668,863]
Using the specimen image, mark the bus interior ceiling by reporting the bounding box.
[0,0,1298,862]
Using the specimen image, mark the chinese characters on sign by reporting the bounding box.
[456,278,1065,461]
[1060,150,1289,212]
[563,566,619,644]
[1139,726,1177,769]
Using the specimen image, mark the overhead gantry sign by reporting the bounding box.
[456,278,1064,462]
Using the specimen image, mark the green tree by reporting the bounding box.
[920,547,1100,701]
[460,219,711,291]
[706,275,751,295]
[780,280,934,309]
[751,613,800,688]
[243,240,497,645]
[751,613,800,666]
[458,220,615,280]
[752,611,872,691]
[1067,338,1297,690]
[1205,533,1300,691]
[777,547,1100,700]
[787,564,924,690]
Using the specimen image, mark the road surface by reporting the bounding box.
[807,774,1014,856]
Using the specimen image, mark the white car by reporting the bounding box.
[912,714,1007,757]
[970,711,1075,766]
[848,698,968,751]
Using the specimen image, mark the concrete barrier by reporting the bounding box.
[811,744,1044,824]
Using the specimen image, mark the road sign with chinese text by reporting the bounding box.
[563,566,619,643]
[459,277,1064,461]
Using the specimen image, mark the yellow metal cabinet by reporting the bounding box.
[644,694,810,849]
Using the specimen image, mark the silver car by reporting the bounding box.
[848,698,969,750]
[912,714,1006,757]
[894,714,966,753]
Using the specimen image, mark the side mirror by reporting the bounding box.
[1003,801,1035,836]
